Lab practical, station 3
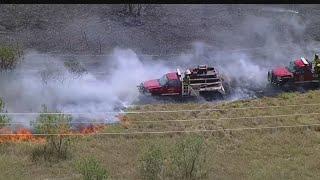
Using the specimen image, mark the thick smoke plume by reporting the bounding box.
[0,48,170,126]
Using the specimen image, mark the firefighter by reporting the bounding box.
[184,69,191,85]
[314,53,320,76]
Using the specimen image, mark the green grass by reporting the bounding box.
[1,90,320,179]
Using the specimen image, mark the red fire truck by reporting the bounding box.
[138,65,228,99]
[268,57,320,89]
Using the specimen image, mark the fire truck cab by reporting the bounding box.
[268,57,319,88]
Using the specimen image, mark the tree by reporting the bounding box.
[0,45,21,71]
[64,59,87,78]
[0,98,10,128]
[31,105,72,162]
[170,135,208,179]
[139,144,165,180]
[124,4,144,17]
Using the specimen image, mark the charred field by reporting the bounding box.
[0,4,320,179]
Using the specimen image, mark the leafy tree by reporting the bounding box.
[31,105,72,162]
[0,45,21,70]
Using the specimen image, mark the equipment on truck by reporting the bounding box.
[138,65,226,99]
[314,53,320,77]
[268,55,320,89]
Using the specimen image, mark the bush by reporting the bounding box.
[0,45,20,70]
[75,156,109,180]
[64,59,87,77]
[40,65,66,84]
[139,144,164,180]
[0,98,10,128]
[30,105,72,162]
[170,135,208,179]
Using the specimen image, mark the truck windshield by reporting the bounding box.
[159,75,168,86]
[286,62,296,72]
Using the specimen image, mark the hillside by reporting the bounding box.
[1,90,320,179]
[0,4,320,55]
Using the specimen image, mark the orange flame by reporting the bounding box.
[0,124,108,143]
[0,128,46,144]
[79,124,106,134]
[117,115,130,129]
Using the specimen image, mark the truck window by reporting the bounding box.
[167,80,180,87]
[295,67,304,74]
[159,75,168,86]
[287,62,296,72]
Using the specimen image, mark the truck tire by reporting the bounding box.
[267,71,272,82]
[281,79,295,92]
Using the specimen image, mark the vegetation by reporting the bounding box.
[1,91,320,179]
[123,4,144,17]
[64,59,87,77]
[138,143,164,180]
[30,105,73,162]
[0,98,10,128]
[138,136,207,180]
[0,45,21,70]
[75,156,109,180]
[170,135,207,179]
[40,65,67,84]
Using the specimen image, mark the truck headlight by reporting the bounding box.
[277,76,282,81]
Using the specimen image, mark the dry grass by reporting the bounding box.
[1,90,320,179]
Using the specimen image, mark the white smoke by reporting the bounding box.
[144,43,270,101]
[0,48,170,126]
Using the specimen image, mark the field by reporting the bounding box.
[1,90,320,179]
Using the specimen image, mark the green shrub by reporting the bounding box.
[0,98,10,128]
[139,144,164,180]
[0,45,20,70]
[170,135,208,179]
[75,156,109,180]
[30,105,72,162]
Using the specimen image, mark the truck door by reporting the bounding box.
[171,79,182,94]
[293,68,304,82]
[303,66,314,81]
[163,80,181,95]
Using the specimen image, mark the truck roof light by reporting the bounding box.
[301,57,309,65]
[177,68,181,76]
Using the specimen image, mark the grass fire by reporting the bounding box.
[0,124,108,144]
